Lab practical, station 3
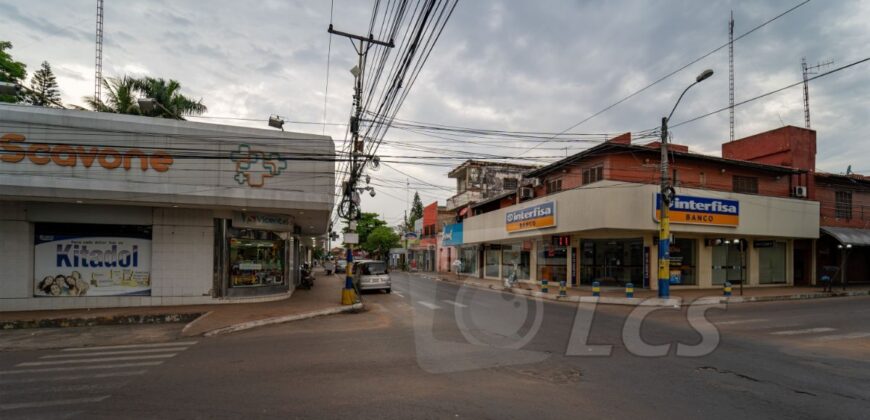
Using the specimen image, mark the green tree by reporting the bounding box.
[132,76,207,119]
[363,226,400,259]
[343,212,387,246]
[83,76,141,114]
[25,61,62,107]
[404,191,424,232]
[0,41,27,103]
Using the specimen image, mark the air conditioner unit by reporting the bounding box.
[792,186,808,198]
[531,178,541,187]
[520,187,534,200]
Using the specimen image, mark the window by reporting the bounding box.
[733,175,758,194]
[758,241,786,284]
[546,178,562,194]
[503,177,518,190]
[668,238,696,285]
[582,166,604,185]
[835,191,852,219]
[484,246,500,278]
[502,243,531,280]
[459,246,478,275]
[537,240,567,284]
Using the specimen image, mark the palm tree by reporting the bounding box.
[82,76,140,115]
[132,77,207,119]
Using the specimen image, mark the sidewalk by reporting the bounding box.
[0,269,362,335]
[423,272,870,306]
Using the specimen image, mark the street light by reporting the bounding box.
[137,97,182,120]
[657,69,714,298]
[0,81,66,108]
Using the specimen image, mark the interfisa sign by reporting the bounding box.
[506,201,556,232]
[653,193,739,227]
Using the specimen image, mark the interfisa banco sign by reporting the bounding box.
[506,201,556,232]
[654,193,740,227]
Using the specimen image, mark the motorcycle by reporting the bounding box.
[299,263,315,289]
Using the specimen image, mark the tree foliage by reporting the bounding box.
[363,226,400,259]
[25,61,62,107]
[82,75,206,119]
[0,41,27,103]
[404,191,424,232]
[343,212,387,246]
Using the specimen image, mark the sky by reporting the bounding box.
[2,0,869,231]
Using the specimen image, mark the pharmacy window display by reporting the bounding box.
[229,238,285,287]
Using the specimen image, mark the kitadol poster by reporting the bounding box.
[34,229,152,297]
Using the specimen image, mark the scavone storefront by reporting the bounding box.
[0,105,334,311]
[462,180,819,289]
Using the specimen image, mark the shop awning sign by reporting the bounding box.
[506,201,556,232]
[442,223,463,246]
[654,193,739,227]
[232,211,293,231]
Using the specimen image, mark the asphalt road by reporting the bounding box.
[2,272,869,419]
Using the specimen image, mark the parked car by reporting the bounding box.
[353,260,391,293]
[335,259,348,273]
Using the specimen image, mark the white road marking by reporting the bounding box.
[17,354,176,367]
[416,301,442,310]
[41,347,189,359]
[0,395,110,411]
[441,299,468,308]
[0,370,147,385]
[61,341,198,352]
[0,361,164,375]
[393,292,404,298]
[716,318,769,325]
[812,332,870,342]
[771,327,836,336]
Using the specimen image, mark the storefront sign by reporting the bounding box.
[506,201,556,232]
[654,193,739,227]
[34,232,152,297]
[754,240,775,248]
[1,133,173,172]
[232,211,293,231]
[344,233,359,244]
[442,223,463,246]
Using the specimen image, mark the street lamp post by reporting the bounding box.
[658,69,714,298]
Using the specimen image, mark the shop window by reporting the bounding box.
[835,191,852,219]
[579,238,643,286]
[484,246,500,278]
[459,246,479,275]
[758,241,787,284]
[582,166,604,185]
[229,238,285,287]
[537,240,568,284]
[732,175,758,194]
[668,238,696,285]
[502,243,531,280]
[503,178,518,191]
[546,178,562,194]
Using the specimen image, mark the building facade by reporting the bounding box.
[0,105,334,311]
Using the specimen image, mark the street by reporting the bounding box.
[2,272,869,419]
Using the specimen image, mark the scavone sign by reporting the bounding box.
[1,133,173,172]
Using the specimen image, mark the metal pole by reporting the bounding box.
[658,116,671,298]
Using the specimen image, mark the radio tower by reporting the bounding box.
[94,0,104,105]
[728,11,735,142]
[801,57,833,129]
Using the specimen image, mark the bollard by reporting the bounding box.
[592,281,601,297]
[723,281,732,297]
[625,282,634,299]
[559,280,567,297]
[541,278,548,293]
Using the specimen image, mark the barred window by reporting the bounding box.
[503,178,518,190]
[732,175,758,194]
[582,166,603,185]
[835,191,852,219]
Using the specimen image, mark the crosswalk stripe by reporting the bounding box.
[0,370,147,385]
[0,381,125,396]
[441,299,468,308]
[61,341,198,352]
[0,361,164,375]
[716,318,769,325]
[771,327,836,336]
[18,354,176,367]
[0,395,110,411]
[812,332,870,342]
[416,301,441,310]
[41,347,189,359]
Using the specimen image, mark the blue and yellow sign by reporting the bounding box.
[506,201,556,232]
[654,193,739,227]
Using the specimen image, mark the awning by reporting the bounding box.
[820,226,870,246]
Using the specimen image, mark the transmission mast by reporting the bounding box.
[801,57,833,129]
[94,0,104,105]
[728,11,735,142]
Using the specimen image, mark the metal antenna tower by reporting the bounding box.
[728,11,735,142]
[94,0,104,105]
[802,57,833,129]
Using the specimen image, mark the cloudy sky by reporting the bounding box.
[3,0,869,229]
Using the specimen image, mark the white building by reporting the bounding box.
[0,105,334,311]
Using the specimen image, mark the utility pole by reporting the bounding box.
[801,58,834,129]
[328,24,394,305]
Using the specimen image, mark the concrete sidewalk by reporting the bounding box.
[1,270,362,335]
[422,272,870,306]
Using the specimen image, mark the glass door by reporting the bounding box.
[712,242,744,285]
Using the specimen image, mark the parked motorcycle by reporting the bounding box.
[299,263,315,289]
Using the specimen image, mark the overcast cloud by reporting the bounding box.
[3,0,869,229]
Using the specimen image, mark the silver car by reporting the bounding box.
[353,260,391,293]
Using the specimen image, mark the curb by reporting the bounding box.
[1,312,204,330]
[423,274,870,307]
[202,303,365,337]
